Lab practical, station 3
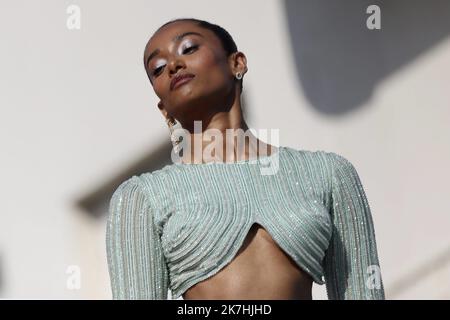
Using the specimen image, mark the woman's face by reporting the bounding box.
[143,21,242,122]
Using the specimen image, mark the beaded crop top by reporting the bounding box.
[106,146,385,300]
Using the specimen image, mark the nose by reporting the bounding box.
[168,56,185,77]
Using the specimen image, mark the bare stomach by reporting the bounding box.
[182,223,313,300]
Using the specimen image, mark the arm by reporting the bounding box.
[105,176,169,299]
[323,153,385,300]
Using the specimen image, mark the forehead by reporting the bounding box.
[144,21,220,60]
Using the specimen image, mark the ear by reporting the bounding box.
[229,51,248,76]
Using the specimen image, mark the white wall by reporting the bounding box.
[0,0,449,299]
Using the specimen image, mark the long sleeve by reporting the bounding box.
[105,176,169,299]
[323,153,385,300]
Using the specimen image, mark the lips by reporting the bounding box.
[170,73,195,90]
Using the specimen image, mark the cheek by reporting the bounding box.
[153,75,170,98]
[190,49,230,87]
[152,83,164,99]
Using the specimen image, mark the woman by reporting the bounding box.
[105,18,385,300]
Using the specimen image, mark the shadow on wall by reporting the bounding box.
[283,0,450,115]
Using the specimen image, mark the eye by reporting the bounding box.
[152,66,163,77]
[182,45,198,54]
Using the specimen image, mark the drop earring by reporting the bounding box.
[166,116,183,155]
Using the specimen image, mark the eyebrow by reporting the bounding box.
[145,31,204,67]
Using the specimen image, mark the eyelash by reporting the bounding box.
[152,45,198,77]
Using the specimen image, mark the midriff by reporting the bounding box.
[182,223,313,300]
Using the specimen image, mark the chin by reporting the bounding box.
[175,82,210,103]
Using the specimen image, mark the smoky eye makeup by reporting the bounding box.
[152,59,165,75]
[177,39,198,54]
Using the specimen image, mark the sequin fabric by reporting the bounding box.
[105,146,385,300]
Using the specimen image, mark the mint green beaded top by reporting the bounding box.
[106,146,385,300]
